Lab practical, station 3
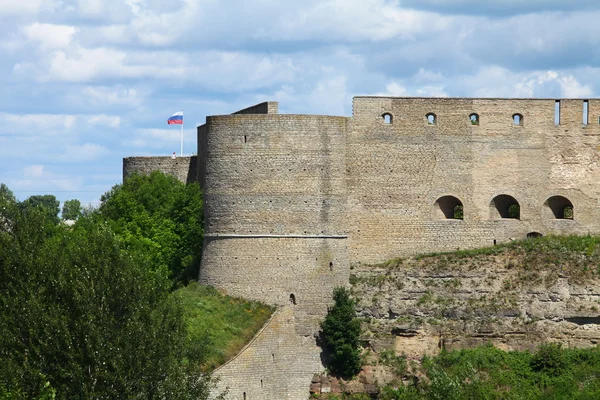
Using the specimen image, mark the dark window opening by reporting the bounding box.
[545,196,574,219]
[243,392,246,400]
[289,294,296,305]
[261,379,263,389]
[382,113,393,124]
[527,232,543,239]
[490,195,521,219]
[469,113,479,125]
[426,113,437,125]
[434,196,464,220]
[244,135,247,143]
[493,239,497,246]
[555,100,561,125]
[583,100,589,126]
[513,113,523,126]
[329,261,334,271]
[272,353,275,361]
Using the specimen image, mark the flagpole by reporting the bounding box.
[180,109,184,156]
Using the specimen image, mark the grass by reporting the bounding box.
[175,282,275,371]
[368,235,600,286]
[379,344,600,399]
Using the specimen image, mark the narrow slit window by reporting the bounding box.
[513,114,523,126]
[244,135,247,143]
[555,100,561,125]
[583,100,589,126]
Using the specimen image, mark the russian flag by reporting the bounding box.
[167,111,183,125]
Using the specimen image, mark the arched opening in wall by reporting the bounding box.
[382,113,393,124]
[329,261,334,271]
[434,196,464,219]
[426,113,437,125]
[527,232,543,239]
[469,113,479,125]
[513,114,523,126]
[490,195,520,219]
[289,294,296,305]
[545,196,574,219]
[243,392,246,400]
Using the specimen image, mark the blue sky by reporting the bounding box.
[1,0,599,207]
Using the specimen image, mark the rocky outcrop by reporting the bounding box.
[351,245,600,359]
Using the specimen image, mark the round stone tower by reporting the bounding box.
[198,112,349,334]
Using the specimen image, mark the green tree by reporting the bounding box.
[0,183,16,204]
[320,287,362,378]
[19,194,60,224]
[61,199,82,220]
[0,204,218,400]
[98,171,203,284]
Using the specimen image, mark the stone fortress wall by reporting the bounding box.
[124,97,600,399]
[348,97,600,264]
[123,155,198,184]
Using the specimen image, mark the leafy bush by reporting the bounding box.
[321,287,362,378]
[380,344,600,399]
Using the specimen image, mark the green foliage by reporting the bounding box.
[0,205,218,400]
[380,344,600,399]
[19,194,60,225]
[176,282,275,370]
[0,183,16,204]
[321,287,362,378]
[378,350,408,376]
[98,171,203,284]
[60,199,82,220]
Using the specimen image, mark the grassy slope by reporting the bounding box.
[175,282,275,371]
[374,234,600,286]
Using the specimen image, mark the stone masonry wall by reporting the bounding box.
[348,97,600,265]
[123,156,197,184]
[213,306,323,400]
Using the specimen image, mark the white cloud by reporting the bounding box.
[82,86,142,107]
[22,23,77,50]
[61,143,110,162]
[87,114,121,128]
[0,113,76,134]
[24,164,45,178]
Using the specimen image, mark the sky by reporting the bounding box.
[1,0,599,207]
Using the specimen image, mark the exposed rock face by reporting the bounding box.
[351,245,600,359]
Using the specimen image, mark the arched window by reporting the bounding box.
[469,113,479,125]
[434,196,464,219]
[490,195,520,219]
[382,113,393,124]
[513,113,523,126]
[289,294,296,305]
[426,113,437,125]
[329,261,334,271]
[545,196,574,219]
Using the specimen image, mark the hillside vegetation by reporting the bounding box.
[177,283,274,371]
[0,174,273,399]
[311,235,600,399]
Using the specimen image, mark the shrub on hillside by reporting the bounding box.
[321,287,362,378]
